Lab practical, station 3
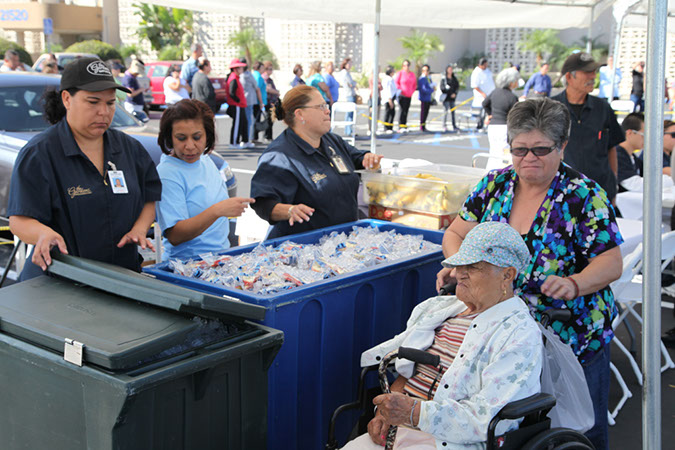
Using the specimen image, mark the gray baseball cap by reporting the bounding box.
[442,221,530,274]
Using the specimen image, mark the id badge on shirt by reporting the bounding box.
[108,170,129,194]
[327,146,350,174]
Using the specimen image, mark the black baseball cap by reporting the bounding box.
[560,52,602,75]
[60,57,130,93]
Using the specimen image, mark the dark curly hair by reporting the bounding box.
[42,87,80,125]
[158,99,216,155]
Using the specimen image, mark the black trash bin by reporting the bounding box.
[0,255,283,450]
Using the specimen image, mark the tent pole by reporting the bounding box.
[642,1,666,449]
[586,3,595,53]
[370,0,381,154]
[609,13,625,102]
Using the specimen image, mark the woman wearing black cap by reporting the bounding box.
[8,57,162,280]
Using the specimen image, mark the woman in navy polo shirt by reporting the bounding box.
[8,57,162,280]
[250,85,383,239]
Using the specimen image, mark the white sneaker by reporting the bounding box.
[238,142,247,148]
[245,142,255,148]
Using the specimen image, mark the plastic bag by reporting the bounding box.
[538,322,595,433]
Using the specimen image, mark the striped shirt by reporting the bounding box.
[403,313,477,400]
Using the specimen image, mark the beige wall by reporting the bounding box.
[0,2,101,33]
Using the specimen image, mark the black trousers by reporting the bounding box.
[420,101,431,130]
[229,105,248,145]
[252,104,262,141]
[398,96,411,128]
[476,107,487,130]
[264,102,274,140]
[384,101,396,130]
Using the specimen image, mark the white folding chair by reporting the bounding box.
[610,231,675,384]
[461,106,482,129]
[610,99,636,114]
[608,361,632,426]
[330,101,357,145]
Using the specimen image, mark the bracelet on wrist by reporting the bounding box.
[287,205,295,220]
[568,277,580,298]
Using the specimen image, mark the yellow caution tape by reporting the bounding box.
[0,226,10,232]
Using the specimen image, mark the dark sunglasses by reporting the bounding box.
[665,132,675,138]
[509,145,558,157]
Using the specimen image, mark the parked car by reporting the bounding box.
[32,52,98,73]
[145,61,227,110]
[33,54,154,107]
[0,72,237,218]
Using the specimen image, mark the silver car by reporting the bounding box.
[0,72,236,218]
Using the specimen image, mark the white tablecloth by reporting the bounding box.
[617,217,644,257]
[616,187,675,221]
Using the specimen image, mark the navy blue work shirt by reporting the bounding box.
[552,91,624,200]
[8,119,162,280]
[250,128,368,239]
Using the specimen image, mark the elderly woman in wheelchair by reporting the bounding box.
[342,221,545,449]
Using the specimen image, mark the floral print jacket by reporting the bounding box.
[361,296,542,449]
[459,163,623,363]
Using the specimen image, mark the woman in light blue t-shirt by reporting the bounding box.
[156,99,254,260]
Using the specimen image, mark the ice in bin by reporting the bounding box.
[169,225,441,295]
[358,163,485,215]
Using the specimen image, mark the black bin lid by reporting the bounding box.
[0,255,267,371]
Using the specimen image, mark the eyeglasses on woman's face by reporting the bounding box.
[300,103,329,111]
[509,145,558,157]
[664,131,675,138]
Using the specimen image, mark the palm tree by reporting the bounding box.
[398,29,445,75]
[227,27,257,66]
[133,4,193,53]
[228,27,279,68]
[518,29,565,68]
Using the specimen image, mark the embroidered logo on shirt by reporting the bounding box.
[311,173,327,184]
[68,186,92,199]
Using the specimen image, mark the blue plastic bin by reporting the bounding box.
[144,220,444,450]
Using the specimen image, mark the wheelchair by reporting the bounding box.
[326,308,594,450]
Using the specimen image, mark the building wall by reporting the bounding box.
[0,0,102,58]
[616,26,675,100]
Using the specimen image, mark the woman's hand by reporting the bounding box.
[372,392,418,427]
[214,197,255,218]
[362,153,383,170]
[117,226,155,251]
[436,267,456,293]
[32,228,68,271]
[288,203,314,226]
[367,411,390,446]
[540,275,578,300]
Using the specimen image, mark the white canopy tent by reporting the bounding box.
[144,0,614,30]
[142,1,669,447]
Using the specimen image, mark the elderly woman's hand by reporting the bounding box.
[362,153,383,170]
[367,411,390,446]
[540,275,579,301]
[373,392,419,427]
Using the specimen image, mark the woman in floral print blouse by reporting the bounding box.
[436,98,623,450]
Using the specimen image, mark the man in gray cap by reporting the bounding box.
[552,52,624,202]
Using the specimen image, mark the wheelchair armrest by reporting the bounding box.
[487,393,556,449]
[497,393,556,420]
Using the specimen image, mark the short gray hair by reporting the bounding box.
[507,98,571,149]
[495,67,520,89]
[191,43,202,53]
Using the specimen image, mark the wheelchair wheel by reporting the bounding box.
[521,428,594,450]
